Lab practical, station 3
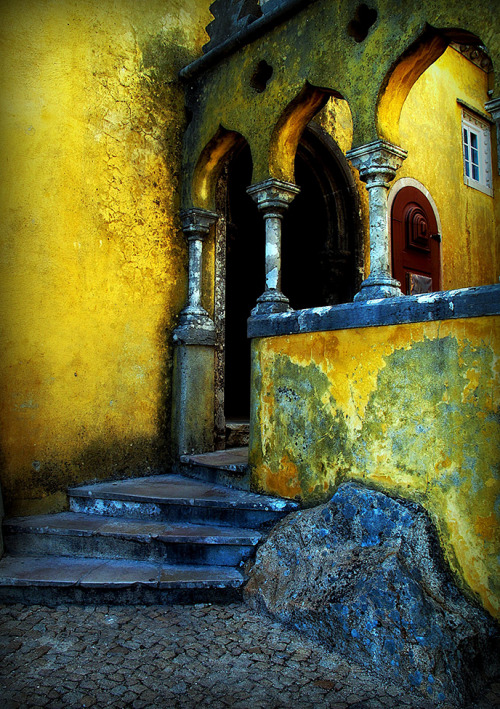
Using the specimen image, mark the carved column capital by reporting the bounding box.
[180,207,218,240]
[246,178,301,215]
[346,140,408,186]
[485,97,500,120]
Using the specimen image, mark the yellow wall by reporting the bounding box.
[250,316,500,618]
[396,46,498,289]
[0,0,212,515]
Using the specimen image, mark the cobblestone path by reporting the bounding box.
[1,603,498,709]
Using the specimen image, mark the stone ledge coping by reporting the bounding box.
[247,284,500,339]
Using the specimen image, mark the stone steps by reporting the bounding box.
[0,555,244,605]
[0,472,297,604]
[3,512,262,566]
[177,447,251,490]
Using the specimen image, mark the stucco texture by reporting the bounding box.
[0,0,213,515]
[249,316,500,618]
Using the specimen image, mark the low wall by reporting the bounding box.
[248,285,500,618]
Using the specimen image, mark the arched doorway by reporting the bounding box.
[390,182,441,295]
[216,125,362,444]
[283,125,363,308]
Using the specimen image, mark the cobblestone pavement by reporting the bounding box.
[1,603,499,709]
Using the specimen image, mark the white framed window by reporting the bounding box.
[461,109,493,196]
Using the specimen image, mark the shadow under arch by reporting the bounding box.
[283,122,364,307]
[191,125,248,210]
[377,26,486,145]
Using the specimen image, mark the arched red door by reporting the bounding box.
[391,186,441,295]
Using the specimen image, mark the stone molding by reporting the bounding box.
[247,284,500,338]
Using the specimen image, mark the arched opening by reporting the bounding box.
[217,125,362,435]
[283,125,363,308]
[377,27,487,146]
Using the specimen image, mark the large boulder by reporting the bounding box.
[245,483,499,705]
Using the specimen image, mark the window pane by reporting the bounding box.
[470,131,480,181]
[462,112,492,193]
[463,128,470,176]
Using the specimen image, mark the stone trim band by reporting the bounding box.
[247,284,500,338]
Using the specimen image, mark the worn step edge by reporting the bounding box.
[4,513,262,546]
[68,498,293,529]
[174,460,251,491]
[0,555,244,589]
[0,585,243,606]
[68,474,298,513]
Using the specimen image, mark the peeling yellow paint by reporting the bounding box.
[250,316,500,618]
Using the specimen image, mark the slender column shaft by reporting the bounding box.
[187,235,203,310]
[346,140,407,301]
[485,97,500,175]
[247,178,300,314]
[264,212,283,291]
[365,177,392,279]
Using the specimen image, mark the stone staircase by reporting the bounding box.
[0,472,298,605]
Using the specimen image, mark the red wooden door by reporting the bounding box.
[391,186,441,295]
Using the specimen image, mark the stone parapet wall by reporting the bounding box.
[248,285,500,618]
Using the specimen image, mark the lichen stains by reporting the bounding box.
[250,317,500,617]
[252,355,353,505]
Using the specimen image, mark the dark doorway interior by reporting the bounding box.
[224,144,264,420]
[283,128,361,308]
[222,126,362,423]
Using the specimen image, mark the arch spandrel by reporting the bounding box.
[182,0,500,196]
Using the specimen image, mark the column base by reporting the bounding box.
[354,275,402,301]
[171,343,215,457]
[174,307,216,345]
[251,289,292,315]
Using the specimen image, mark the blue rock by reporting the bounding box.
[245,483,499,705]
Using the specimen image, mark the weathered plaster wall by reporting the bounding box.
[0,0,212,515]
[397,46,499,289]
[250,316,500,617]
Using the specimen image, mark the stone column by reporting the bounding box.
[346,140,407,300]
[175,207,218,342]
[172,207,218,457]
[247,178,300,314]
[485,97,500,175]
